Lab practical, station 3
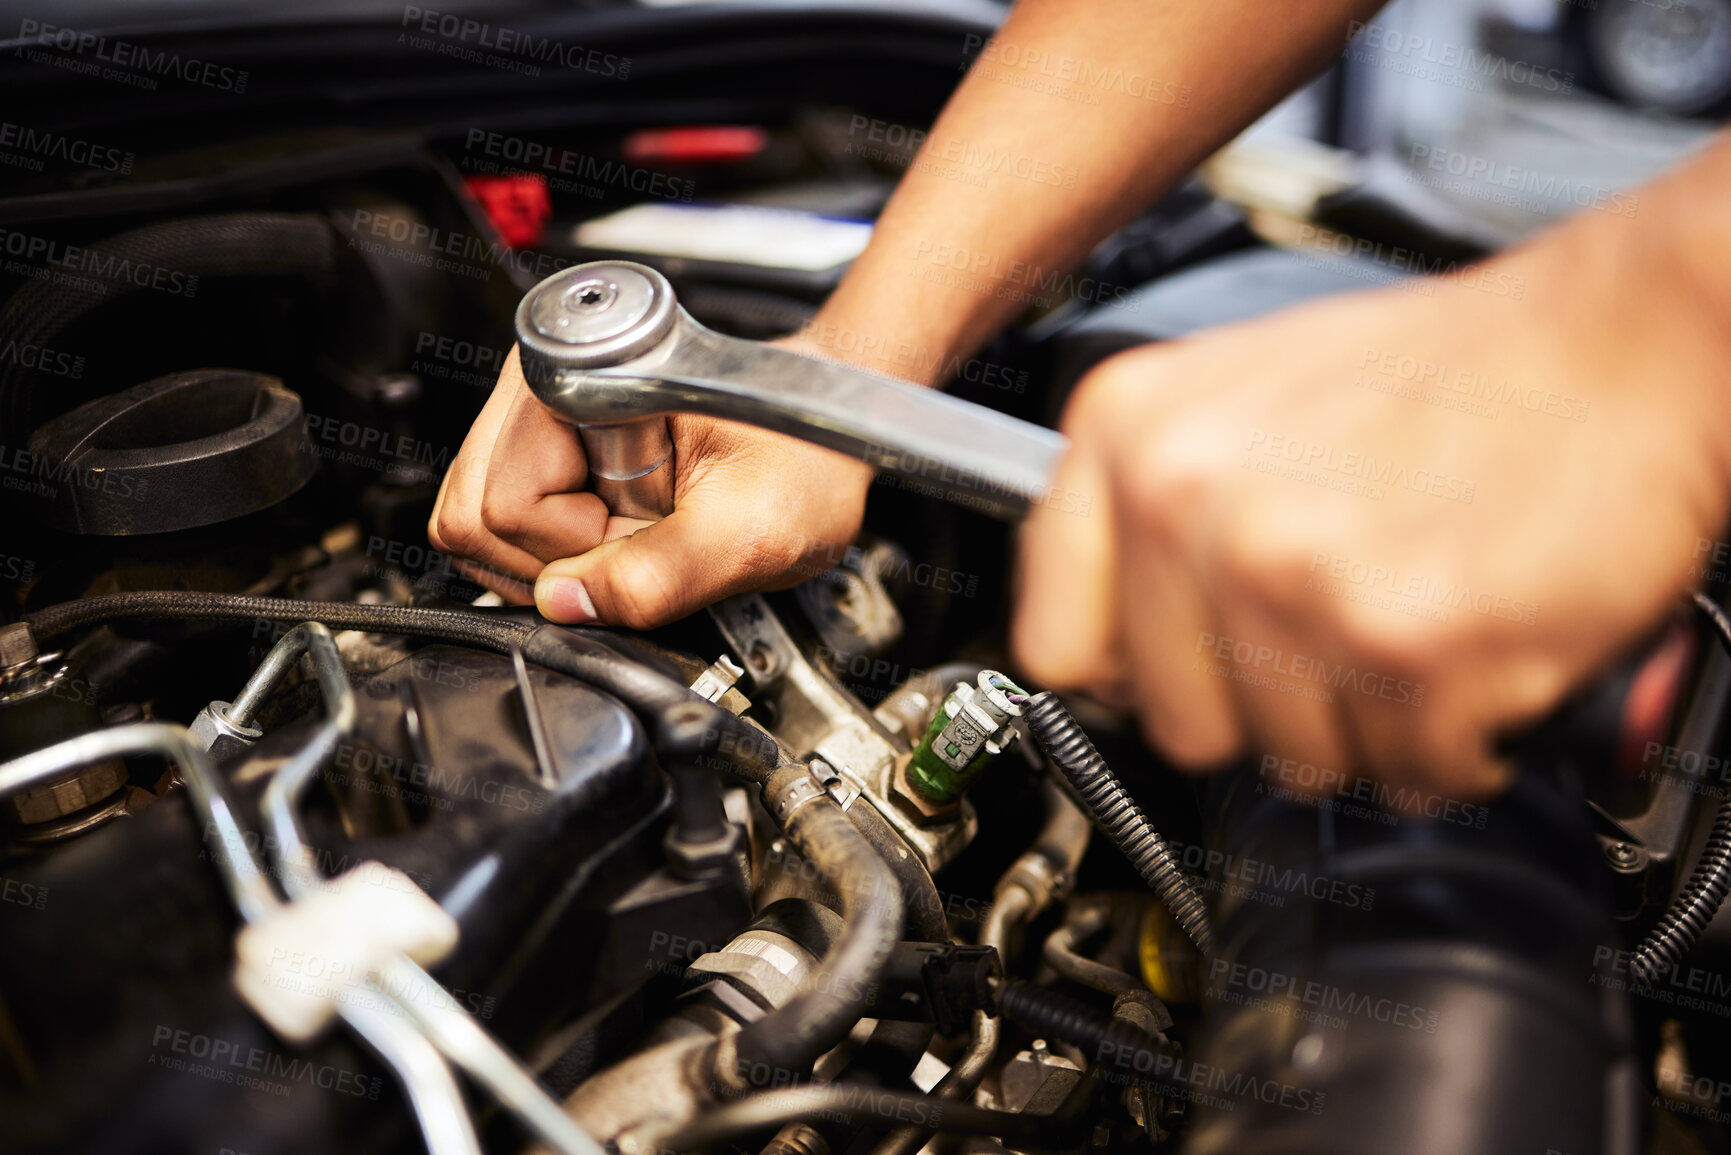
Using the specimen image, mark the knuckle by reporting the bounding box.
[1216,513,1318,612]
[477,492,526,543]
[432,506,485,560]
[1507,658,1571,722]
[1399,715,1488,792]
[1069,345,1163,429]
[1118,428,1231,539]
[606,552,681,630]
[1331,601,1441,684]
[426,510,449,553]
[1008,598,1110,697]
[743,531,809,582]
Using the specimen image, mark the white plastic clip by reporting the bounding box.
[233,863,459,1043]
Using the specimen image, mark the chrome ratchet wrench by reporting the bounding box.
[513,260,1067,521]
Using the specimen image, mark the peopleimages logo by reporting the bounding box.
[461,129,694,201]
[16,19,249,93]
[1407,144,1638,218]
[1346,20,1574,94]
[1357,346,1590,423]
[1244,428,1476,505]
[1259,753,1488,829]
[845,116,1081,191]
[1195,631,1425,708]
[1305,550,1539,628]
[909,239,1131,308]
[1290,225,1527,299]
[0,121,133,175]
[0,442,150,503]
[400,7,629,79]
[798,320,1030,393]
[0,226,199,298]
[0,336,84,381]
[343,208,577,282]
[1165,835,1376,912]
[149,1025,382,1099]
[1209,958,1442,1032]
[959,34,1192,106]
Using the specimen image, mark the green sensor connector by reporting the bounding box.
[907,670,1028,804]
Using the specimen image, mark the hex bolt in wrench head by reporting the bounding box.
[515,261,1069,523]
[518,261,677,371]
[515,261,679,520]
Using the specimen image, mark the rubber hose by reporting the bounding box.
[0,212,338,444]
[521,627,792,786]
[656,703,733,845]
[728,765,904,1083]
[24,591,790,785]
[996,978,1179,1085]
[1025,692,1213,955]
[1043,903,1138,998]
[841,794,950,944]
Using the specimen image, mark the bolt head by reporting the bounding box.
[515,260,677,373]
[1606,841,1642,868]
[0,623,37,671]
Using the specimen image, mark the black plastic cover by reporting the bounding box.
[26,369,317,535]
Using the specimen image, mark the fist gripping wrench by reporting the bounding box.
[513,260,1067,522]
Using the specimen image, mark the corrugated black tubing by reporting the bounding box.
[1630,592,1731,983]
[1024,692,1213,955]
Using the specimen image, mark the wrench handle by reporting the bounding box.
[514,260,1063,523]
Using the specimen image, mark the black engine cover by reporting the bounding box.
[0,641,748,1154]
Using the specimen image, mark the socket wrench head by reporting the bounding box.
[516,260,680,518]
[515,260,677,377]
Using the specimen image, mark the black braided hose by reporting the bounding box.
[22,591,793,788]
[1025,692,1213,956]
[25,590,534,654]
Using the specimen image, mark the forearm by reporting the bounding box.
[1641,133,1731,452]
[1489,130,1731,473]
[799,0,1385,384]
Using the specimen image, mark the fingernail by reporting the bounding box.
[537,576,597,623]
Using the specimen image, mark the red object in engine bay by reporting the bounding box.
[466,173,552,248]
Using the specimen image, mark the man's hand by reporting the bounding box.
[1013,192,1731,802]
[429,341,874,627]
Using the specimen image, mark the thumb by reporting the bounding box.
[532,498,780,629]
